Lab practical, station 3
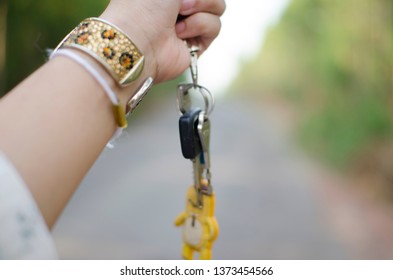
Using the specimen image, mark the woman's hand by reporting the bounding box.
[100,0,226,83]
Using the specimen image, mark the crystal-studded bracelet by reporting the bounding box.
[53,17,145,87]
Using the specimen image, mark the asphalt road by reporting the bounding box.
[52,95,393,259]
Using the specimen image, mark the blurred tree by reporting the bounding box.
[0,1,7,95]
[233,0,393,170]
[2,0,108,96]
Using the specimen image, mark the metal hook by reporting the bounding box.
[190,46,200,87]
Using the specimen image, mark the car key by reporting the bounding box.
[179,108,202,159]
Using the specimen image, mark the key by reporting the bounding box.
[197,111,213,195]
[192,152,203,205]
[197,111,211,170]
[179,108,202,159]
[179,108,206,201]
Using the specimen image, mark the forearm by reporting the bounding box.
[0,54,142,228]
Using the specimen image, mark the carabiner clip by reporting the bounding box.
[190,46,200,87]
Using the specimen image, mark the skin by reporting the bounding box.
[0,0,226,228]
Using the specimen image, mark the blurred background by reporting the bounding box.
[1,0,393,259]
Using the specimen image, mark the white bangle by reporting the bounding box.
[50,48,124,148]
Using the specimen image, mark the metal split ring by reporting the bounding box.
[177,83,215,117]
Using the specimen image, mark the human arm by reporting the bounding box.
[0,0,225,228]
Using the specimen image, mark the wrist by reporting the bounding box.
[53,16,156,114]
[52,48,152,120]
[50,14,159,144]
[98,12,157,83]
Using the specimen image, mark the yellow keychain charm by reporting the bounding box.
[174,180,219,260]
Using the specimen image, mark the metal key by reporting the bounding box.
[192,154,203,207]
[197,112,211,170]
[197,111,213,195]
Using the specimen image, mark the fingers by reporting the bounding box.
[177,0,225,53]
[175,12,222,51]
[180,0,226,16]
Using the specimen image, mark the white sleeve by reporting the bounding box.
[0,152,58,259]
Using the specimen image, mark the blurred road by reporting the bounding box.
[52,95,393,259]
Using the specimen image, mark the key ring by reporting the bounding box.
[177,83,215,117]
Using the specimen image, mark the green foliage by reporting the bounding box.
[300,95,392,167]
[233,0,393,168]
[4,0,108,94]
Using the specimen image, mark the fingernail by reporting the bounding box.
[175,21,186,34]
[181,0,196,12]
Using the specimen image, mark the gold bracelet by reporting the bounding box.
[54,17,144,86]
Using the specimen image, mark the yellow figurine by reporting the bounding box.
[174,180,219,260]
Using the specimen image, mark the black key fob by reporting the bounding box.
[179,108,202,159]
